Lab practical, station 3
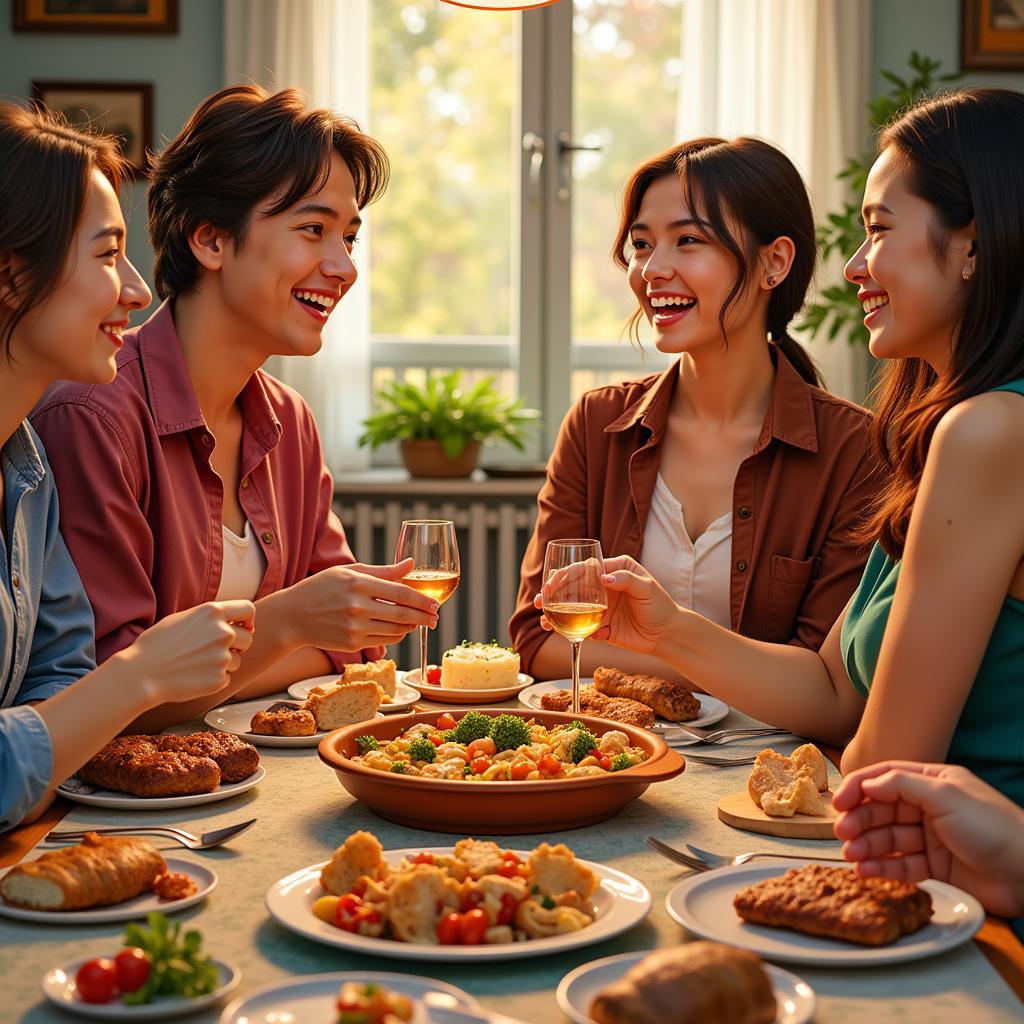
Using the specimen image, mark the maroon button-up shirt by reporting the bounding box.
[31,303,379,670]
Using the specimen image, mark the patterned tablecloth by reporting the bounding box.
[1,698,1021,1023]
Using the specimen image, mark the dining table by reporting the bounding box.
[1,692,1022,1023]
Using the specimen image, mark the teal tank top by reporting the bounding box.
[840,379,1024,807]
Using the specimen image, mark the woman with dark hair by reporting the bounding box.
[31,85,438,730]
[0,101,255,830]
[511,137,880,682]
[557,91,1024,805]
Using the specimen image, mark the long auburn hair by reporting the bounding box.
[612,136,820,386]
[859,89,1024,559]
[0,101,128,359]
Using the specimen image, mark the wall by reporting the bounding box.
[872,0,1024,93]
[0,0,223,292]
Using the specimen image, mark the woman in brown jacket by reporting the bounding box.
[510,137,880,682]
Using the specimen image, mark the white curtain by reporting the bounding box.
[223,0,372,472]
[678,0,872,401]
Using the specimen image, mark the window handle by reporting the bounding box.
[557,130,604,202]
[522,131,545,199]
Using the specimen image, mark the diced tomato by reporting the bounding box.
[509,760,533,781]
[412,852,435,865]
[501,851,521,864]
[334,892,365,931]
[426,666,442,685]
[537,754,562,776]
[437,912,462,945]
[497,892,520,925]
[470,757,491,774]
[459,908,489,945]
[466,737,497,758]
[436,713,457,730]
[497,861,520,878]
[460,890,484,913]
[428,734,444,746]
[592,750,611,770]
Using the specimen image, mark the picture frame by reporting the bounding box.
[32,81,153,179]
[962,0,1024,70]
[13,0,177,34]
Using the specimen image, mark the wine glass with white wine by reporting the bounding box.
[395,520,460,687]
[541,539,607,715]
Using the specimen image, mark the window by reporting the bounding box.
[367,1,682,461]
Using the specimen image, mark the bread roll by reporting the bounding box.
[0,833,167,911]
[590,942,775,1024]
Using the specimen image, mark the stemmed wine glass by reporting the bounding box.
[541,539,607,715]
[395,520,460,686]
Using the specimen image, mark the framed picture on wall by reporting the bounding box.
[962,0,1024,69]
[13,1,178,34]
[32,81,153,178]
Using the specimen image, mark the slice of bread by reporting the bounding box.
[343,658,398,697]
[304,681,382,730]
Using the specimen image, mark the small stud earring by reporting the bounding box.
[962,266,972,281]
[767,275,776,287]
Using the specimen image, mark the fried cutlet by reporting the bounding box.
[156,731,260,782]
[76,736,221,797]
[250,707,317,736]
[733,864,933,946]
[540,686,656,728]
[593,666,701,721]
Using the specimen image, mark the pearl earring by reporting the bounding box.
[962,267,973,281]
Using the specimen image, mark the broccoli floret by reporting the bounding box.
[441,728,457,743]
[570,726,599,764]
[609,753,635,772]
[488,714,533,753]
[390,762,408,774]
[540,894,557,910]
[463,765,473,777]
[567,720,589,733]
[450,710,493,745]
[407,737,437,763]
[355,735,380,753]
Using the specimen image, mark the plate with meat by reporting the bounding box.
[0,834,215,924]
[205,697,385,748]
[519,667,728,739]
[664,859,984,966]
[57,732,264,809]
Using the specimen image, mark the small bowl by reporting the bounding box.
[318,708,685,834]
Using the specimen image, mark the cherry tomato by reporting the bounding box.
[437,911,463,945]
[501,851,521,864]
[459,908,489,945]
[75,958,118,1004]
[497,892,520,925]
[591,750,611,770]
[470,757,491,774]
[412,852,435,865]
[436,713,457,730]
[426,666,442,685]
[460,890,484,913]
[114,947,150,994]
[334,892,365,932]
[537,754,562,776]
[466,737,497,758]
[510,760,533,781]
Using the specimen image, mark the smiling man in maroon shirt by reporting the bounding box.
[31,85,437,729]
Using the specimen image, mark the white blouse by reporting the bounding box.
[639,473,733,629]
[215,521,267,602]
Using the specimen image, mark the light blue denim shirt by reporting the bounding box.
[0,422,95,830]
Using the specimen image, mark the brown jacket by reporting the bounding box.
[510,348,881,673]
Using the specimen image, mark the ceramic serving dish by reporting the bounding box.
[318,708,685,834]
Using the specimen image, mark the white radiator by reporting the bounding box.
[333,476,541,667]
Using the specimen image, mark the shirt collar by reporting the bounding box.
[2,422,46,489]
[134,301,282,449]
[604,344,819,453]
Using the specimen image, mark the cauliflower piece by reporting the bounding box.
[320,831,388,896]
[387,866,454,943]
[419,762,465,780]
[565,765,604,778]
[528,842,598,900]
[363,750,394,772]
[597,730,629,755]
[454,838,505,879]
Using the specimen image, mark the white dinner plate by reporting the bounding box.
[557,950,816,1024]
[286,674,422,712]
[42,956,238,1019]
[405,667,534,704]
[57,765,265,808]
[0,856,216,924]
[265,847,651,961]
[664,859,985,966]
[519,679,728,740]
[204,701,383,748]
[218,972,480,1023]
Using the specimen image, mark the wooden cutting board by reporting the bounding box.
[717,789,837,840]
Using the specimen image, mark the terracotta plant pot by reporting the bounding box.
[400,438,482,478]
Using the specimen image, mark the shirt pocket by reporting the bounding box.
[765,554,819,642]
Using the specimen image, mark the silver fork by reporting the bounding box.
[684,842,846,868]
[654,724,793,744]
[679,751,760,767]
[45,818,257,851]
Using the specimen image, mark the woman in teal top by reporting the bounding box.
[531,88,1024,809]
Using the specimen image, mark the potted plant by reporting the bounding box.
[358,370,540,478]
